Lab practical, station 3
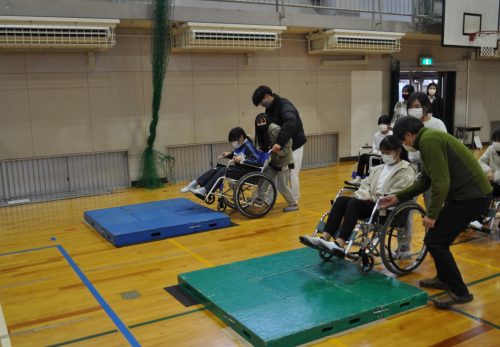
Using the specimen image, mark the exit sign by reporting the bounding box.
[419,56,434,66]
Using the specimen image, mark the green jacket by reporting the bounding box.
[396,128,492,219]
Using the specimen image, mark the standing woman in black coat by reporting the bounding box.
[427,82,444,121]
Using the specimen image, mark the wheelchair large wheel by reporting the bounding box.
[380,200,428,275]
[233,172,277,218]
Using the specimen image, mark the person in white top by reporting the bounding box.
[300,135,416,254]
[478,129,500,196]
[347,115,393,185]
[405,92,448,172]
[407,92,447,132]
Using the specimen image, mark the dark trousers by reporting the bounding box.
[197,164,255,191]
[356,153,381,177]
[425,195,491,296]
[324,196,375,241]
[491,182,500,196]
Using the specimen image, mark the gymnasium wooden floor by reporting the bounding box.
[0,162,498,347]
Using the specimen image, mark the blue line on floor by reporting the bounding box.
[0,245,57,257]
[56,245,141,346]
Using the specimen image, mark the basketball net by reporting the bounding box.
[469,31,500,57]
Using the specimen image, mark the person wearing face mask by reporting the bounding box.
[468,129,500,229]
[180,127,264,196]
[408,92,447,132]
[478,129,500,196]
[427,82,444,120]
[300,135,415,253]
[252,86,307,202]
[391,84,415,128]
[254,113,298,212]
[347,115,393,185]
[380,117,492,309]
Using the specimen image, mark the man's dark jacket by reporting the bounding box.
[265,94,307,151]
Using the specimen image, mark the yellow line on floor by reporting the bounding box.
[454,254,500,272]
[168,239,214,267]
[0,303,12,347]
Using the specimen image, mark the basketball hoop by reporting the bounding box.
[470,31,500,57]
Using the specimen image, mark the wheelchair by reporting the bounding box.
[347,145,382,185]
[301,186,428,275]
[196,152,277,218]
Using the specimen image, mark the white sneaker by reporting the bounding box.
[180,180,198,193]
[299,235,324,249]
[191,187,207,196]
[318,238,345,253]
[468,220,483,230]
[346,177,362,185]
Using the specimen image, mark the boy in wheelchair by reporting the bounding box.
[180,127,265,196]
[300,136,416,256]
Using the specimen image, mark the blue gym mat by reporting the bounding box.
[84,198,231,247]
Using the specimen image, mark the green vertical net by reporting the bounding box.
[137,0,173,188]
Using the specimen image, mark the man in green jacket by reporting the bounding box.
[380,117,492,308]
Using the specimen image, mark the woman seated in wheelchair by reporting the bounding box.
[180,127,265,196]
[300,135,416,256]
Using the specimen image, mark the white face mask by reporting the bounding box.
[231,141,240,149]
[493,142,500,152]
[408,108,423,118]
[428,88,436,96]
[379,124,389,132]
[381,154,396,165]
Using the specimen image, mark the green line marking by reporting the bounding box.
[128,306,208,329]
[46,329,118,347]
[448,306,500,329]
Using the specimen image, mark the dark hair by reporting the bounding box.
[228,127,252,143]
[252,86,273,106]
[254,113,271,151]
[402,84,415,94]
[492,129,500,142]
[407,92,431,115]
[427,82,438,93]
[393,116,424,141]
[379,135,409,162]
[378,115,391,125]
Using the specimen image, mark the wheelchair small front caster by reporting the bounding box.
[318,250,334,260]
[217,201,227,212]
[206,194,215,204]
[357,253,374,274]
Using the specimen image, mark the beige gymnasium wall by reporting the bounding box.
[1,31,500,180]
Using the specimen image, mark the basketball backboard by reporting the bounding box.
[442,0,500,48]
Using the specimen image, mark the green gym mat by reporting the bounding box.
[178,247,428,347]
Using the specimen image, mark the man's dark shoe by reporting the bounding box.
[419,276,449,290]
[433,292,473,309]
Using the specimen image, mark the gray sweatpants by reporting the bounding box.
[264,167,297,207]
